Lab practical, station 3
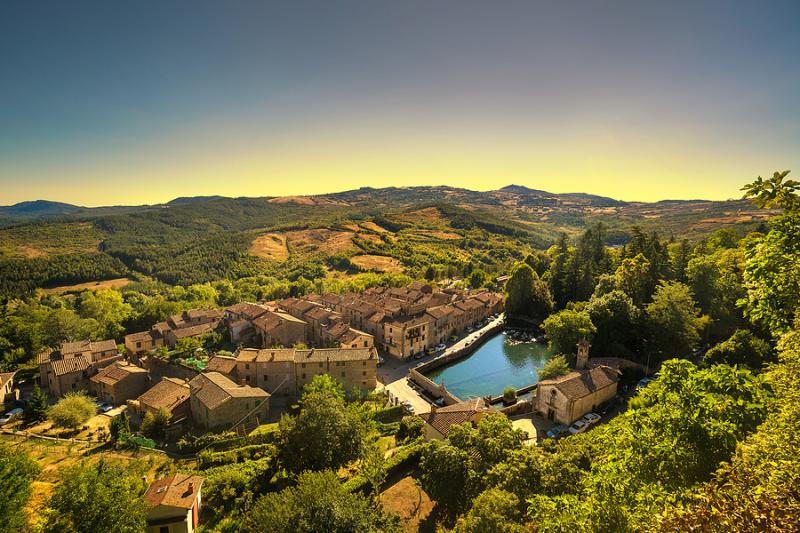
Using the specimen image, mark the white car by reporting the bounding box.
[435,343,447,351]
[582,413,601,425]
[0,407,23,425]
[568,419,588,435]
[100,403,114,413]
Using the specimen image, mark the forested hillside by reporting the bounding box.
[0,185,771,299]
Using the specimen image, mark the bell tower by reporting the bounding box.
[576,339,590,370]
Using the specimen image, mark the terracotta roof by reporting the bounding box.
[205,356,238,375]
[189,372,269,410]
[145,473,204,510]
[90,362,147,386]
[426,305,455,319]
[125,330,158,343]
[0,372,15,389]
[237,348,296,363]
[170,322,216,339]
[186,309,223,320]
[37,349,54,365]
[273,310,307,324]
[539,366,620,400]
[252,312,282,332]
[51,356,90,376]
[420,398,494,437]
[226,302,269,319]
[296,347,376,362]
[137,378,190,411]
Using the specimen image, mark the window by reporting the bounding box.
[319,363,323,368]
[136,341,141,348]
[341,372,345,377]
[160,527,169,533]
[362,371,366,376]
[362,361,366,366]
[364,341,368,347]
[302,373,306,379]
[263,375,268,381]
[245,363,250,370]
[245,375,250,382]
[301,363,306,369]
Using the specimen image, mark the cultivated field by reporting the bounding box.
[350,254,404,273]
[380,475,435,532]
[42,277,134,294]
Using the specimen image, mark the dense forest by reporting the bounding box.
[1,174,797,531]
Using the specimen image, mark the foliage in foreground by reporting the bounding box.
[242,470,401,533]
[0,443,41,533]
[42,459,148,533]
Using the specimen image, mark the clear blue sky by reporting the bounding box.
[1,0,798,205]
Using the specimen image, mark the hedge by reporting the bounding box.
[342,440,424,493]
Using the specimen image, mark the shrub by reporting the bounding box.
[538,355,571,381]
[396,416,423,443]
[48,392,96,429]
[503,387,517,403]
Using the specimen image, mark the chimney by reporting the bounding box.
[187,482,194,494]
[576,339,590,370]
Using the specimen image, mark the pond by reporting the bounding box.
[425,332,552,399]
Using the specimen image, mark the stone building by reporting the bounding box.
[188,372,269,432]
[89,361,150,405]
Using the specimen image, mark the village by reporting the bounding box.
[1,280,643,531]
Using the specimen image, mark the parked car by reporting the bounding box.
[435,343,447,351]
[0,407,23,425]
[466,326,474,333]
[545,424,569,439]
[377,357,385,367]
[434,397,446,407]
[636,377,654,390]
[582,413,601,425]
[99,403,114,413]
[413,352,424,360]
[568,419,589,435]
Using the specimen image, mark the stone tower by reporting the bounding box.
[576,339,590,370]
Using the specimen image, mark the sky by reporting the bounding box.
[1,1,799,206]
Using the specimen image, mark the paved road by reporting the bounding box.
[377,314,506,415]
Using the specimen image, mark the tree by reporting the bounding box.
[504,262,553,322]
[587,290,641,356]
[42,460,147,533]
[502,386,517,404]
[614,253,652,306]
[645,281,706,358]
[48,392,96,429]
[175,336,203,358]
[0,444,40,533]
[277,375,368,472]
[541,309,596,355]
[704,329,772,369]
[419,440,474,515]
[538,355,570,381]
[242,470,400,533]
[361,443,387,499]
[109,411,131,441]
[740,170,800,337]
[452,488,527,533]
[78,288,133,339]
[24,384,48,424]
[140,408,171,441]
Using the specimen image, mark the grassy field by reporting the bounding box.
[380,474,435,532]
[41,277,134,294]
[0,222,105,258]
[351,254,404,273]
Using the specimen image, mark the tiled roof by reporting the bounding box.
[420,398,494,437]
[540,366,620,400]
[205,355,238,375]
[171,322,216,339]
[51,356,90,376]
[226,302,269,318]
[90,362,147,386]
[296,347,376,362]
[252,312,282,332]
[0,372,15,389]
[37,349,54,365]
[189,372,268,410]
[125,330,158,343]
[145,473,204,510]
[137,378,190,411]
[186,309,223,320]
[237,348,297,363]
[60,340,92,355]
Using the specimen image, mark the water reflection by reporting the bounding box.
[425,332,552,399]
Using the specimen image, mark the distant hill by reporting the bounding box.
[167,196,229,205]
[0,200,85,217]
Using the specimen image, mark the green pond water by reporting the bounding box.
[425,332,552,399]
